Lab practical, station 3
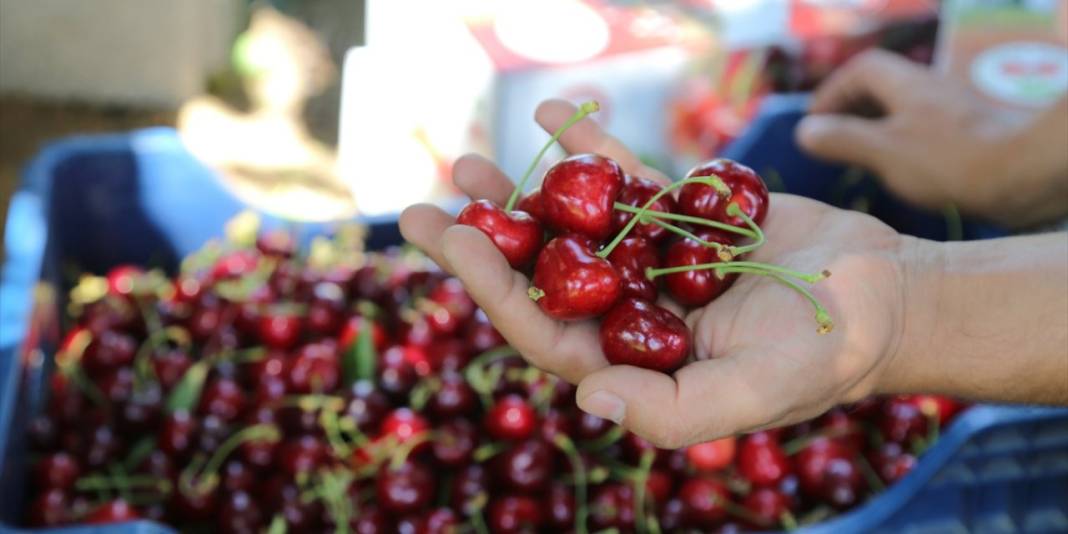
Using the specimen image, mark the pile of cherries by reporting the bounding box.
[458,102,831,373]
[23,213,964,533]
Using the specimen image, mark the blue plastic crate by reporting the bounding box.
[1,109,1066,533]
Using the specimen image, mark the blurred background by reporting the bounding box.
[1,0,1066,235]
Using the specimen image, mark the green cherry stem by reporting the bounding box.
[645,262,827,285]
[504,101,601,211]
[599,175,729,258]
[724,203,766,257]
[612,203,756,238]
[553,434,589,534]
[761,272,834,334]
[181,424,281,496]
[648,218,730,258]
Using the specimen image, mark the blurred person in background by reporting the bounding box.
[400,50,1067,450]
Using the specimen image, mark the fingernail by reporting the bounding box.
[578,390,625,424]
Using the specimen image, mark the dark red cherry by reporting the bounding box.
[606,235,660,301]
[431,418,479,467]
[456,199,544,269]
[662,230,737,307]
[34,452,81,491]
[531,235,622,320]
[487,495,543,534]
[540,153,625,239]
[600,298,690,372]
[678,477,731,528]
[737,431,791,488]
[484,395,537,441]
[85,499,139,524]
[376,460,434,515]
[679,158,769,227]
[493,439,554,493]
[517,188,547,222]
[612,174,678,242]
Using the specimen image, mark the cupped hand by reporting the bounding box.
[401,99,914,448]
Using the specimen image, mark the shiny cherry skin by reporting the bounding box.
[198,377,246,421]
[493,439,554,493]
[545,482,575,527]
[428,373,477,418]
[488,495,543,534]
[687,437,737,472]
[211,250,260,280]
[381,408,431,444]
[516,188,546,222]
[276,435,325,477]
[679,158,770,227]
[820,408,866,452]
[662,230,737,307]
[258,310,302,350]
[905,394,963,427]
[450,464,490,513]
[351,506,390,534]
[82,330,137,376]
[456,199,544,269]
[86,499,140,524]
[484,395,537,441]
[378,345,421,399]
[606,236,660,301]
[531,235,622,320]
[464,309,507,354]
[424,277,476,335]
[737,431,791,487]
[612,174,678,242]
[306,282,346,336]
[217,490,262,534]
[879,397,927,444]
[541,153,625,239]
[338,315,388,353]
[343,380,391,433]
[34,452,81,491]
[431,418,479,467]
[159,410,198,458]
[868,441,917,484]
[105,265,145,298]
[286,341,340,394]
[678,477,731,528]
[795,437,863,508]
[742,488,793,529]
[376,459,434,516]
[153,348,193,391]
[575,412,613,441]
[600,298,690,372]
[28,488,69,526]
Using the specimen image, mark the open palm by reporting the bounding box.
[400,100,909,448]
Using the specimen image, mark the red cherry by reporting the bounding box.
[34,452,81,491]
[658,498,687,532]
[220,459,255,493]
[258,475,321,530]
[600,298,690,372]
[431,418,479,467]
[343,380,391,433]
[463,309,506,354]
[575,412,613,441]
[153,348,193,391]
[679,159,769,227]
[276,435,325,477]
[378,345,420,398]
[352,506,390,533]
[28,488,69,526]
[517,188,547,222]
[868,441,917,484]
[428,374,477,418]
[450,464,490,513]
[737,431,790,487]
[541,154,625,239]
[424,277,476,335]
[105,265,145,298]
[662,230,737,307]
[425,507,460,534]
[493,439,554,493]
[258,310,302,350]
[879,397,927,444]
[306,282,346,336]
[531,235,622,320]
[159,411,198,458]
[376,460,434,515]
[742,488,792,529]
[686,437,737,472]
[286,341,340,394]
[589,483,636,530]
[217,490,262,534]
[606,236,660,301]
[198,377,246,421]
[456,199,544,268]
[820,408,866,452]
[537,409,574,444]
[678,477,731,528]
[86,499,139,524]
[488,495,543,533]
[545,482,576,527]
[339,315,388,352]
[381,408,431,444]
[82,330,137,375]
[795,437,863,508]
[484,395,537,441]
[622,431,662,464]
[905,394,963,427]
[612,174,678,242]
[646,469,675,504]
[256,229,296,258]
[211,250,260,281]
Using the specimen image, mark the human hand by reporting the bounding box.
[796,49,1066,228]
[401,99,916,448]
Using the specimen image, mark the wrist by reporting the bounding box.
[874,236,946,395]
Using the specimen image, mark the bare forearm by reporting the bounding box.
[883,233,1068,403]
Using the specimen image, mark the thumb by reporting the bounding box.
[796,113,889,170]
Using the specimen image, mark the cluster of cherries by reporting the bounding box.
[23,215,963,533]
[458,102,831,373]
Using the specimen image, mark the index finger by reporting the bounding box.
[535,99,671,185]
[809,49,933,116]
